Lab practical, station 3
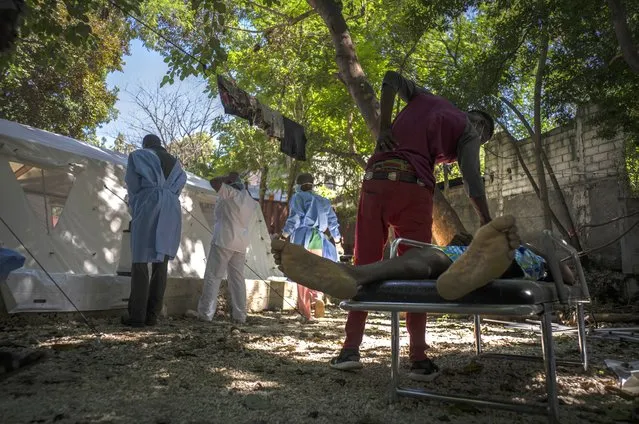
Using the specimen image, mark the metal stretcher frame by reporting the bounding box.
[340,231,590,424]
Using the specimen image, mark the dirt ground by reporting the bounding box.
[0,306,637,424]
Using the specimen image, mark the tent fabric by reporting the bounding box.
[0,119,282,313]
[0,118,212,192]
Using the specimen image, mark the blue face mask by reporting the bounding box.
[294,184,301,193]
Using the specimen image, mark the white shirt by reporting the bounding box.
[212,184,259,253]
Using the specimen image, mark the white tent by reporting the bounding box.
[0,119,282,313]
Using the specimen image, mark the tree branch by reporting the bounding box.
[318,147,367,169]
[533,22,552,230]
[243,0,291,19]
[498,94,582,249]
[497,120,572,241]
[306,0,380,139]
[498,96,535,137]
[607,0,639,73]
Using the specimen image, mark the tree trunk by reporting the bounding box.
[285,159,302,215]
[432,186,466,245]
[541,151,582,249]
[498,97,582,249]
[533,26,552,230]
[306,0,380,139]
[607,0,639,73]
[308,0,468,239]
[259,165,269,207]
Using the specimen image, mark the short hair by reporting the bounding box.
[468,110,495,139]
[142,134,162,148]
[296,173,314,186]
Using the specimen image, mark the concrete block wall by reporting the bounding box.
[443,112,632,270]
[483,120,626,202]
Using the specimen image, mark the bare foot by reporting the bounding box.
[271,239,359,299]
[436,215,521,300]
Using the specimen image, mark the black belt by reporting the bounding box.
[364,170,426,187]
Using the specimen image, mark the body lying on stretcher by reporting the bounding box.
[271,215,575,301]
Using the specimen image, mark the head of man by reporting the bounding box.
[226,171,245,191]
[210,171,244,192]
[467,110,495,144]
[296,173,314,192]
[142,134,163,149]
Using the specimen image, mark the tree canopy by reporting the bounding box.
[2,0,637,238]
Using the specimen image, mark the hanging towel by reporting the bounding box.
[281,117,307,161]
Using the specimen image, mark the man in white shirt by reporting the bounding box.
[189,172,259,323]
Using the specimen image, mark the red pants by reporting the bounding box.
[343,179,433,362]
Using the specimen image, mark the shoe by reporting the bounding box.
[407,358,440,382]
[185,309,211,322]
[121,314,145,328]
[329,349,363,371]
[314,299,325,318]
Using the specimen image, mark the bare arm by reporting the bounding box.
[457,126,491,225]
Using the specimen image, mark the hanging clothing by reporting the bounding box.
[217,74,307,161]
[260,104,285,139]
[217,74,255,120]
[125,149,187,263]
[280,117,307,161]
[282,190,341,262]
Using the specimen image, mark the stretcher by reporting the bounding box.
[340,231,590,424]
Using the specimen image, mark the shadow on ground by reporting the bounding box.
[0,307,634,424]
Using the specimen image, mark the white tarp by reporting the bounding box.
[0,119,282,313]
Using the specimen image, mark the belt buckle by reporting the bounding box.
[417,179,425,187]
[364,171,373,181]
[387,171,397,181]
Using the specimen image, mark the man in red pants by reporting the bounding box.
[329,71,495,381]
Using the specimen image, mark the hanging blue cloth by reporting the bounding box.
[125,149,187,263]
[0,248,25,281]
[282,191,341,261]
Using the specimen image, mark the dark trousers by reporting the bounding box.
[128,256,169,324]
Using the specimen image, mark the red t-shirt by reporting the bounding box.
[368,92,468,190]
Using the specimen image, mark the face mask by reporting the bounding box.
[294,184,301,193]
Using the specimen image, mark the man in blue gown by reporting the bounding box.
[122,134,187,327]
[281,173,342,320]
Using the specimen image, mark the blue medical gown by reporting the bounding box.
[282,191,341,262]
[125,149,187,263]
[0,248,25,280]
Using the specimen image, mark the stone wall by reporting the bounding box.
[442,112,636,271]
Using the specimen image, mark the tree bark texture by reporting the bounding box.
[607,0,639,74]
[308,0,468,240]
[533,26,552,230]
[306,0,380,139]
[259,165,269,207]
[285,159,301,215]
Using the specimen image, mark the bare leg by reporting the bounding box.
[436,215,521,300]
[271,240,452,299]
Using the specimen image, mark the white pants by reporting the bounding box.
[197,244,247,322]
